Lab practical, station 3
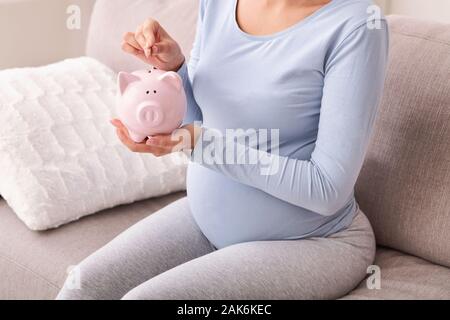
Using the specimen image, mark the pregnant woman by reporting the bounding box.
[58,0,388,300]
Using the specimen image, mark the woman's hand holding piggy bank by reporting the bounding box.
[112,18,200,157]
[111,118,199,157]
[116,68,187,143]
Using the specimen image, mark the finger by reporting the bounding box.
[123,32,142,51]
[114,123,133,144]
[121,42,151,63]
[120,43,155,64]
[136,51,150,61]
[117,129,143,152]
[136,143,168,156]
[121,42,141,56]
[118,122,133,141]
[143,19,158,49]
[150,41,170,57]
[146,134,182,147]
[117,128,134,147]
[147,138,184,154]
[134,25,148,55]
[110,119,126,130]
[117,129,168,156]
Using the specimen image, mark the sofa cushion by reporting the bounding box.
[0,192,185,300]
[343,248,450,300]
[355,16,450,267]
[86,0,199,73]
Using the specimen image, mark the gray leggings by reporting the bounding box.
[56,197,375,300]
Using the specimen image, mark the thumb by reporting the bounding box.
[151,41,172,56]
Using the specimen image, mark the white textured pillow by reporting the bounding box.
[0,57,188,230]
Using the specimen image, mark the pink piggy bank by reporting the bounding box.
[116,67,187,143]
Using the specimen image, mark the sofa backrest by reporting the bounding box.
[86,0,198,73]
[356,16,450,267]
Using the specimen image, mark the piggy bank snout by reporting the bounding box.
[137,102,164,127]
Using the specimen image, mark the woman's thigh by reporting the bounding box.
[56,197,215,300]
[122,211,376,300]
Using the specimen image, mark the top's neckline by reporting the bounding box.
[233,0,339,41]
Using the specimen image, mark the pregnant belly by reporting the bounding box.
[186,163,355,249]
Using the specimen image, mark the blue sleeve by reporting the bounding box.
[178,0,207,125]
[191,21,389,216]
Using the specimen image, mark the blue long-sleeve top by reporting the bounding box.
[177,0,389,249]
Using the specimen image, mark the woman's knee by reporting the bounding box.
[56,258,118,300]
[56,263,99,300]
[121,288,146,300]
[121,282,163,300]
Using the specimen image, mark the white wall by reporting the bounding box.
[374,0,389,13]
[0,0,95,69]
[386,0,450,24]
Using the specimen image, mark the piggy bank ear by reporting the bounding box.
[158,71,182,91]
[118,72,140,95]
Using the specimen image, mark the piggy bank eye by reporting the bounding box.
[153,67,157,70]
[153,90,157,94]
[146,91,150,94]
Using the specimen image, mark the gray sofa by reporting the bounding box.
[1,0,449,299]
